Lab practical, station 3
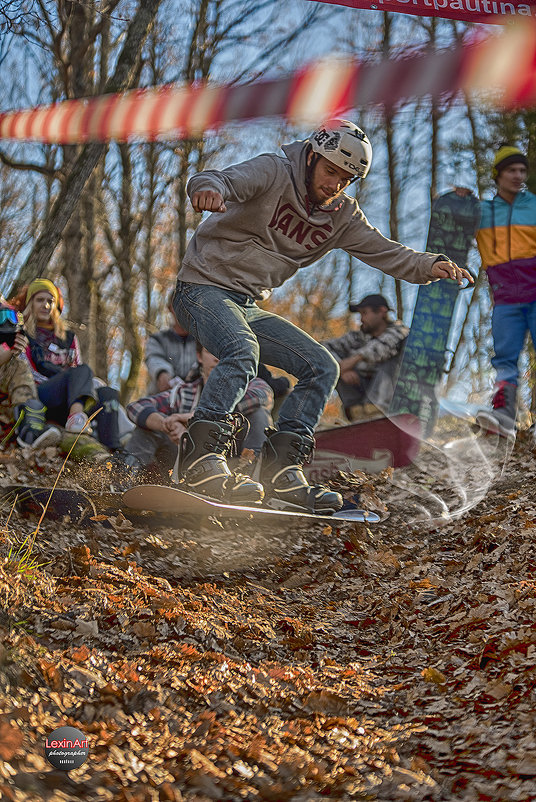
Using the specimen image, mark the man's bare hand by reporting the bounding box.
[431,259,474,286]
[162,414,187,443]
[340,370,361,386]
[174,412,193,425]
[12,332,28,356]
[191,191,226,213]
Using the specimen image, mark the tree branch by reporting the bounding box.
[8,0,162,294]
[0,149,57,177]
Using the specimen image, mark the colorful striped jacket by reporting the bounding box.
[476,190,536,305]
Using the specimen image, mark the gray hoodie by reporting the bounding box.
[180,140,442,300]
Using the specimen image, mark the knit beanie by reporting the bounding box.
[25,279,63,313]
[492,145,528,180]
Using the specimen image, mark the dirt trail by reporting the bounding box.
[0,426,535,801]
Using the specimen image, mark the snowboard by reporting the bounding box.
[121,484,380,524]
[389,189,480,434]
[0,484,100,524]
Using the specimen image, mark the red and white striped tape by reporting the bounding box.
[1,19,536,144]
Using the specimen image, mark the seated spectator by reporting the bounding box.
[12,279,121,450]
[145,293,198,393]
[115,342,274,486]
[0,299,60,449]
[323,294,409,421]
[146,291,289,409]
[257,363,291,419]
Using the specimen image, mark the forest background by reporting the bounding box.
[1,0,535,415]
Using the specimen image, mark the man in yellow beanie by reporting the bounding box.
[475,144,533,438]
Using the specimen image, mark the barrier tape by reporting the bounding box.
[1,19,535,144]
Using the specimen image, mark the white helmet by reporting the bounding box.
[309,119,372,179]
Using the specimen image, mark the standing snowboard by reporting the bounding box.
[389,189,480,433]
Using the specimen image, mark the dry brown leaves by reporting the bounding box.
[0,429,535,801]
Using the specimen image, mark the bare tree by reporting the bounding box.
[0,0,44,33]
[99,0,329,400]
[7,0,162,295]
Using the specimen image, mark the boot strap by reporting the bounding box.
[270,464,303,486]
[181,456,259,502]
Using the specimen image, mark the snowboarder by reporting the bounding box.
[174,119,473,513]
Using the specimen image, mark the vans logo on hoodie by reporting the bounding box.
[268,201,333,250]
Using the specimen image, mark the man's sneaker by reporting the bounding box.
[65,411,92,435]
[16,399,61,449]
[175,418,264,505]
[475,381,517,438]
[260,429,343,514]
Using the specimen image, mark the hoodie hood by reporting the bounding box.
[282,139,347,216]
[281,140,309,206]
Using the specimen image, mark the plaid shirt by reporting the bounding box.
[127,376,273,429]
[323,320,409,376]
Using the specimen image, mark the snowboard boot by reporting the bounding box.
[15,399,61,449]
[176,418,264,505]
[475,381,517,438]
[260,429,343,514]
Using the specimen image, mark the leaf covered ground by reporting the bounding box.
[0,422,535,802]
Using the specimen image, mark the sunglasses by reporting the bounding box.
[0,309,21,326]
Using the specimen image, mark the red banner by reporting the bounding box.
[311,0,536,24]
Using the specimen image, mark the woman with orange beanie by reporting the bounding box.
[13,279,120,449]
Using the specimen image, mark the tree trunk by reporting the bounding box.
[8,0,162,295]
[428,19,438,205]
[116,144,143,404]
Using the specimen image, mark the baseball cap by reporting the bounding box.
[349,294,392,313]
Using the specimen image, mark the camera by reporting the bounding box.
[0,307,24,348]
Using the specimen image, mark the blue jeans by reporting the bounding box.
[492,300,536,385]
[173,281,339,437]
[37,364,95,425]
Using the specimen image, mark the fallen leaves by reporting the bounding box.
[0,720,23,760]
[421,667,447,686]
[70,644,90,663]
[0,432,536,800]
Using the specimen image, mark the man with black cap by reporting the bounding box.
[475,144,534,438]
[323,294,408,420]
